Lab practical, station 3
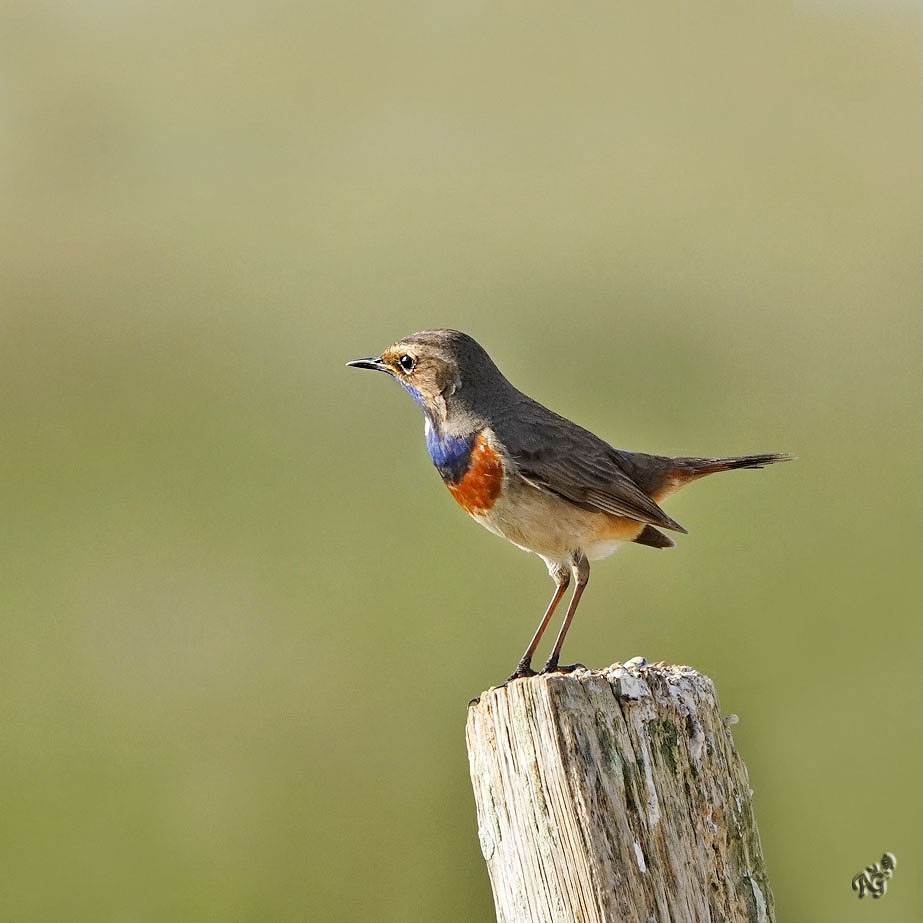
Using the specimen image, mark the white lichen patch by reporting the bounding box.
[665,676,707,770]
[618,671,651,701]
[479,823,496,860]
[749,875,768,923]
[633,840,647,872]
[637,735,662,828]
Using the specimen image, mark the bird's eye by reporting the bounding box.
[398,354,415,373]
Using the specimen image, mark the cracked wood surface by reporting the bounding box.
[466,662,774,923]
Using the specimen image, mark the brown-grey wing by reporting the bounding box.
[497,403,688,533]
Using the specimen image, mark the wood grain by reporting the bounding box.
[466,662,773,923]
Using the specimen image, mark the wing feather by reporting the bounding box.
[495,399,688,533]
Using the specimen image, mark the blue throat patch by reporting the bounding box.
[401,381,427,411]
[425,423,474,483]
[399,380,473,482]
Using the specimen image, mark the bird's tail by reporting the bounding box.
[671,452,795,482]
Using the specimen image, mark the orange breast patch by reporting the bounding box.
[447,434,504,514]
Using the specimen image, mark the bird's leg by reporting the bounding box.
[506,567,570,682]
[541,553,589,674]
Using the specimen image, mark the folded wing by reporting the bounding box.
[496,400,688,534]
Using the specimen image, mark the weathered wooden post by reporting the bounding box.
[466,661,773,923]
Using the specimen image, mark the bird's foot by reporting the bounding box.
[503,659,537,685]
[539,654,586,675]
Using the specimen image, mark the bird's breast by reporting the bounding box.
[446,433,505,514]
[425,419,505,515]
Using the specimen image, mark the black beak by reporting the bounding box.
[346,356,390,373]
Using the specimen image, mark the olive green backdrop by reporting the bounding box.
[2,2,920,921]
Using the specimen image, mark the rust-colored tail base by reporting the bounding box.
[635,451,792,550]
[651,451,794,504]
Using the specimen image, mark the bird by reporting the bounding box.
[347,329,792,682]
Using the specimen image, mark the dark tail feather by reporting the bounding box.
[633,524,676,549]
[674,452,795,479]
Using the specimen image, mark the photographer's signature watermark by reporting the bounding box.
[852,852,897,899]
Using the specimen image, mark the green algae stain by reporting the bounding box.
[648,719,679,774]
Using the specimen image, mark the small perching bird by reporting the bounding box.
[348,329,792,681]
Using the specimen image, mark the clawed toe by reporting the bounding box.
[539,657,585,675]
[551,661,585,674]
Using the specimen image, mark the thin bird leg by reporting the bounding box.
[541,554,590,674]
[507,575,570,681]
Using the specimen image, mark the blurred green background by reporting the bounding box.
[2,2,921,920]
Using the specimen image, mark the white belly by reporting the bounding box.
[468,474,640,565]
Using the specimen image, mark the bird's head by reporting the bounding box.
[347,329,505,426]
